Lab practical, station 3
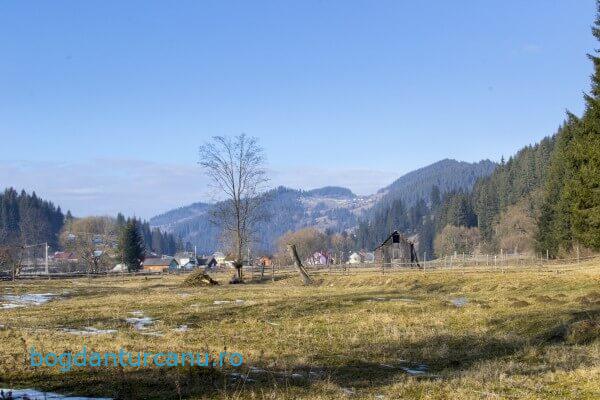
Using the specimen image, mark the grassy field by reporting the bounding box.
[1,261,599,399]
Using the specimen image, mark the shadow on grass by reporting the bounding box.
[5,307,598,399]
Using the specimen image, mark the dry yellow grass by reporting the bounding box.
[1,261,599,399]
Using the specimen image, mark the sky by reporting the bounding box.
[0,0,597,218]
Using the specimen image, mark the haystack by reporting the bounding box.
[183,270,219,286]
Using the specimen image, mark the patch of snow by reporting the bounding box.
[340,387,356,396]
[399,363,437,378]
[450,297,468,307]
[1,293,58,309]
[0,388,111,399]
[125,316,154,331]
[400,367,427,375]
[173,325,188,332]
[62,327,117,336]
[1,303,25,309]
[213,300,230,305]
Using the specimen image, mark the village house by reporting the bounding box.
[213,251,226,265]
[307,251,329,266]
[197,255,218,270]
[174,251,197,269]
[258,256,272,267]
[52,251,78,262]
[348,252,362,264]
[142,257,179,273]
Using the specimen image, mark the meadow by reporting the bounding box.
[0,261,599,399]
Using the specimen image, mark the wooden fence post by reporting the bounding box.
[287,244,313,285]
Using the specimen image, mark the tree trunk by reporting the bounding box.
[287,244,313,285]
[260,263,265,281]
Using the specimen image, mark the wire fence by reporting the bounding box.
[3,252,598,281]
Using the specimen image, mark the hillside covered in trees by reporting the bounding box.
[0,187,180,259]
[151,159,496,255]
[0,188,65,249]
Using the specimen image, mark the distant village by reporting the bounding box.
[30,248,377,275]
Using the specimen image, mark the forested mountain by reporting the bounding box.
[149,202,212,232]
[0,188,65,249]
[375,159,497,208]
[150,186,365,254]
[150,159,497,255]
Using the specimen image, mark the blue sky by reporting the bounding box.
[0,0,596,217]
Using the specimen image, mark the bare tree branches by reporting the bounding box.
[199,134,269,280]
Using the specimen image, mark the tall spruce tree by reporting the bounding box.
[539,2,600,253]
[564,3,600,250]
[119,219,145,272]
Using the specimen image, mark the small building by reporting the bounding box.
[307,251,329,265]
[213,251,226,265]
[53,251,78,262]
[174,251,197,269]
[143,258,179,273]
[374,230,420,267]
[258,256,272,267]
[348,252,362,264]
[197,256,218,270]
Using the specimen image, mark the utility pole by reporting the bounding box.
[45,242,49,275]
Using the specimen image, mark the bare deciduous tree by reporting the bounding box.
[199,134,268,281]
[60,216,118,274]
[0,244,24,280]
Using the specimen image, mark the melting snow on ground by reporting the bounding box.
[62,327,118,336]
[1,293,58,309]
[0,388,111,399]
[450,297,468,307]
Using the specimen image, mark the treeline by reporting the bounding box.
[0,188,65,248]
[116,213,182,256]
[374,159,497,210]
[0,187,182,258]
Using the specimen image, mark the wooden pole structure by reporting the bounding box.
[287,244,313,285]
[271,262,275,282]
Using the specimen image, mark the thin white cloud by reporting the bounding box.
[0,159,399,219]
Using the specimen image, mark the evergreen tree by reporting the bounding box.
[564,4,600,250]
[430,185,441,210]
[119,219,145,271]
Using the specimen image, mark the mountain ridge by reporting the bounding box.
[149,158,497,253]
